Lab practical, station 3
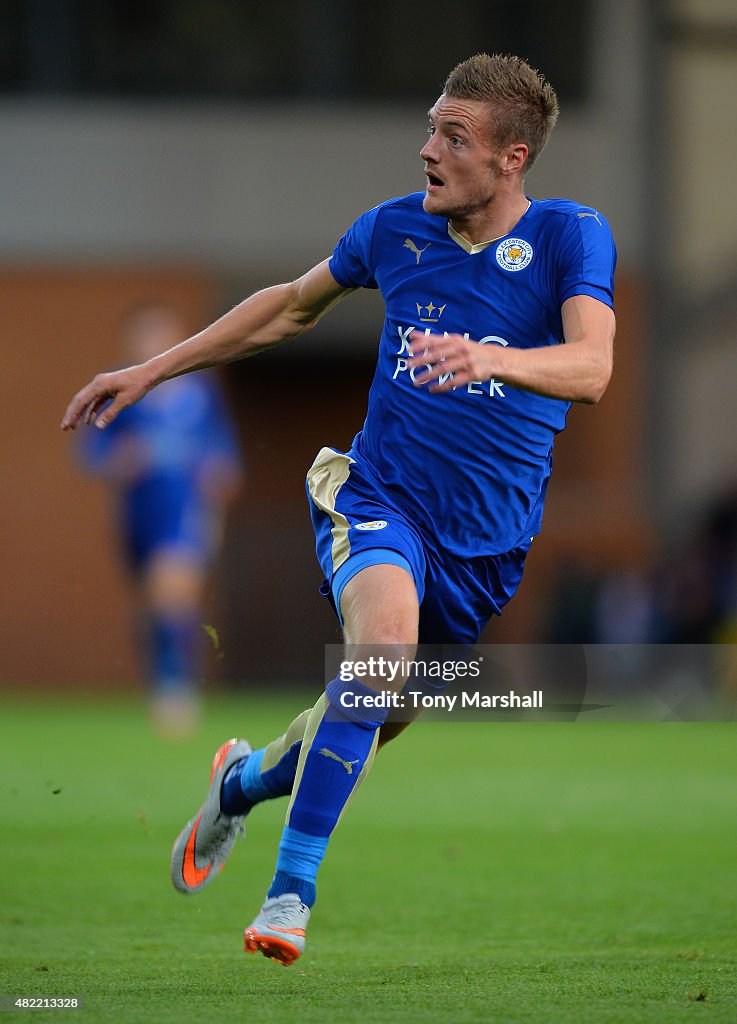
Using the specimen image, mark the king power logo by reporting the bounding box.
[393,322,509,399]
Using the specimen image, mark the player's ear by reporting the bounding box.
[499,142,528,176]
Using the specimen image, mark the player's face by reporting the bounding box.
[420,95,502,220]
[123,308,186,363]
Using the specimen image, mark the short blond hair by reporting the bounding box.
[444,53,559,172]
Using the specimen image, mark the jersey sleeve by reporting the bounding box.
[556,210,617,309]
[328,205,382,290]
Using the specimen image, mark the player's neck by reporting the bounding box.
[449,190,530,247]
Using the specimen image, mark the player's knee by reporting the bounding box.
[343,616,417,648]
[144,553,204,613]
[340,563,419,647]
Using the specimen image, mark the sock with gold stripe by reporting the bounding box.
[266,674,387,907]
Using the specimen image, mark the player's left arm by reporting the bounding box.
[408,294,615,404]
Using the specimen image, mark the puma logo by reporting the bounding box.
[319,748,360,775]
[577,211,602,226]
[403,238,431,264]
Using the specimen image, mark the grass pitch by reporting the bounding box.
[1,693,735,1023]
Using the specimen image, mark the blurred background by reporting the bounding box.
[1,0,736,693]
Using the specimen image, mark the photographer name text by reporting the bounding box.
[338,689,544,712]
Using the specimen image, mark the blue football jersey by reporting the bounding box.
[328,192,616,558]
[81,373,240,483]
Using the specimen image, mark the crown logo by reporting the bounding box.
[416,301,446,323]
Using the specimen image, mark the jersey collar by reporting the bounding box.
[446,199,533,255]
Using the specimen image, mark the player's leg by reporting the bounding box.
[225,451,428,809]
[172,561,420,902]
[171,536,531,916]
[219,708,312,815]
[243,562,420,963]
[280,562,420,828]
[219,675,409,819]
[170,561,420,900]
[142,547,206,737]
[219,673,408,822]
[240,542,535,963]
[172,449,425,958]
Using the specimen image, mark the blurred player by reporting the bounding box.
[78,302,243,737]
[62,55,616,960]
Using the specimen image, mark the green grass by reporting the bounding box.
[1,694,736,1023]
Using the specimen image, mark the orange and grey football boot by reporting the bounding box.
[170,738,252,894]
[244,893,311,965]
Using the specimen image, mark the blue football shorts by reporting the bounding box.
[306,447,531,645]
[121,475,215,571]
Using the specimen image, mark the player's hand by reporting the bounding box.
[408,331,498,392]
[60,364,153,431]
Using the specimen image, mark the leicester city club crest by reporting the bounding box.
[496,238,533,272]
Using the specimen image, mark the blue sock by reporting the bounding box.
[220,755,258,816]
[267,827,329,907]
[260,741,303,798]
[266,675,388,906]
[148,611,201,693]
[220,741,305,816]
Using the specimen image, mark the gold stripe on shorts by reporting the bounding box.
[306,447,355,574]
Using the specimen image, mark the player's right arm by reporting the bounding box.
[61,260,351,431]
